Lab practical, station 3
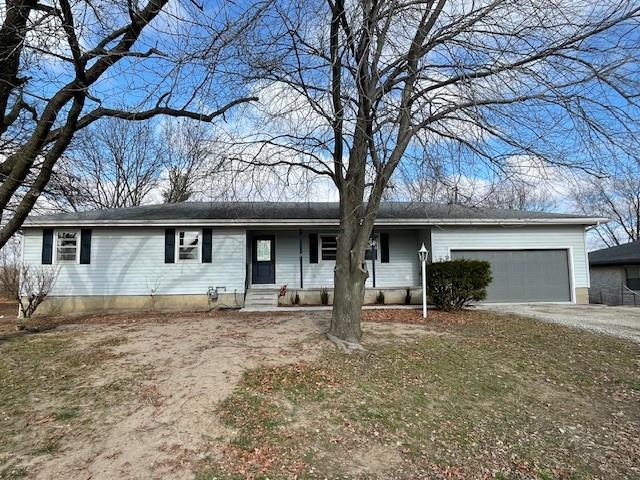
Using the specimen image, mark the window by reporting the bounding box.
[178,230,199,261]
[365,234,378,261]
[626,266,640,290]
[321,235,337,261]
[256,239,272,261]
[320,235,377,261]
[56,231,78,263]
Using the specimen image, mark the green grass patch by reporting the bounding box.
[31,437,61,456]
[54,405,81,421]
[219,391,287,451]
[0,464,27,480]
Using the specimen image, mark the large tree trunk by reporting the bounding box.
[328,234,367,346]
[328,195,372,350]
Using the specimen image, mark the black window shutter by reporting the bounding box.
[380,232,390,263]
[80,229,92,264]
[42,229,54,264]
[165,228,175,263]
[309,233,318,263]
[202,228,212,263]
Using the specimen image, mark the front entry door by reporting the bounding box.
[252,235,276,284]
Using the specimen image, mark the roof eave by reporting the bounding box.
[22,216,609,228]
[590,260,640,267]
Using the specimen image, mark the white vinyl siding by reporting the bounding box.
[302,231,337,288]
[373,230,422,287]
[274,231,300,287]
[23,224,589,299]
[23,227,246,296]
[271,229,423,289]
[431,226,589,288]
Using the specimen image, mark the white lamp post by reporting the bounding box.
[418,243,429,318]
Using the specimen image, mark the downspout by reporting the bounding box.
[18,231,24,318]
[585,220,602,232]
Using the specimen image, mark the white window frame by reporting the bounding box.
[176,229,200,262]
[55,229,80,264]
[320,234,338,261]
[319,234,379,262]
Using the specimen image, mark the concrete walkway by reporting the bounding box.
[241,304,423,312]
[480,303,640,343]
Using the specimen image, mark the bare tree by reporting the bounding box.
[15,264,59,319]
[0,236,57,320]
[572,162,640,247]
[47,118,166,210]
[0,234,21,299]
[0,0,265,244]
[390,153,558,211]
[386,152,457,203]
[161,120,216,203]
[235,0,640,348]
[479,180,558,212]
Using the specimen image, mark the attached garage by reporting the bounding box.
[450,249,572,303]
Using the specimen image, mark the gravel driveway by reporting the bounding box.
[481,304,640,343]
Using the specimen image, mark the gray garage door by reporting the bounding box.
[450,249,571,302]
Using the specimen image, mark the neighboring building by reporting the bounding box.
[21,202,605,315]
[589,242,640,306]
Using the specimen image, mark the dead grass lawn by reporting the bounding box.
[0,308,638,480]
[203,311,640,480]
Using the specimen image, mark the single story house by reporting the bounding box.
[21,202,605,315]
[588,242,640,305]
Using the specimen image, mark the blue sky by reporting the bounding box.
[15,0,640,234]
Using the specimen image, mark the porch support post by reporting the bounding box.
[298,229,304,289]
[371,230,376,288]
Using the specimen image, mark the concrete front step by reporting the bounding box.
[244,299,278,305]
[242,288,279,310]
[247,294,277,300]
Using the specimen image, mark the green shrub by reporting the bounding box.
[426,259,492,311]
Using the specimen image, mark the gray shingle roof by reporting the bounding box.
[24,201,604,226]
[589,242,640,266]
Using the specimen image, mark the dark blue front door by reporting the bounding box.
[252,235,275,284]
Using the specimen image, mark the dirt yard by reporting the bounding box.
[0,309,638,479]
[0,310,433,479]
[0,311,319,479]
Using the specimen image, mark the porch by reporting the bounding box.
[244,228,430,291]
[242,228,429,309]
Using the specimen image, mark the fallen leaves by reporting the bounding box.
[206,311,640,479]
[218,444,308,479]
[362,308,478,325]
[141,384,164,409]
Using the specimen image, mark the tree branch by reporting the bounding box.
[46,97,258,143]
